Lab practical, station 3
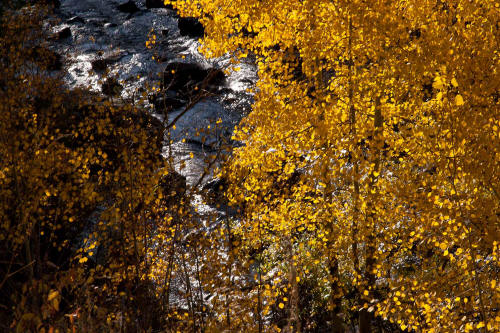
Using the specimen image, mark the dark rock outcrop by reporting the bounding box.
[92,53,127,73]
[146,0,174,9]
[67,16,85,24]
[55,27,71,40]
[91,59,108,72]
[104,22,118,28]
[162,62,225,96]
[178,17,204,38]
[117,1,139,14]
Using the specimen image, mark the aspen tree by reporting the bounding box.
[170,0,499,331]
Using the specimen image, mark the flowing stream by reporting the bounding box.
[49,0,256,216]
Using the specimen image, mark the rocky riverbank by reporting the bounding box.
[48,0,256,195]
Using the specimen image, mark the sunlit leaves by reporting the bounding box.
[170,0,500,331]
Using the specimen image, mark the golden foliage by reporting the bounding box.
[171,0,500,331]
[1,5,180,331]
[2,1,499,332]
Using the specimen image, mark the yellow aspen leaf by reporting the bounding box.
[48,290,60,311]
[47,290,59,302]
[432,76,444,90]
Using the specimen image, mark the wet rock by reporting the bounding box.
[91,52,126,74]
[156,55,170,63]
[91,59,108,73]
[146,0,174,9]
[67,16,85,24]
[104,22,118,28]
[117,1,139,14]
[151,91,186,113]
[241,78,254,85]
[162,62,225,96]
[55,27,71,40]
[101,77,123,96]
[178,17,204,38]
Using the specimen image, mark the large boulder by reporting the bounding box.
[178,17,204,38]
[162,62,225,96]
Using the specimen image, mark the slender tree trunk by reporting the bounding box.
[328,258,346,332]
[256,222,263,333]
[224,215,233,330]
[346,14,367,332]
[193,245,205,331]
[360,98,383,333]
[181,252,197,332]
[285,237,301,333]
